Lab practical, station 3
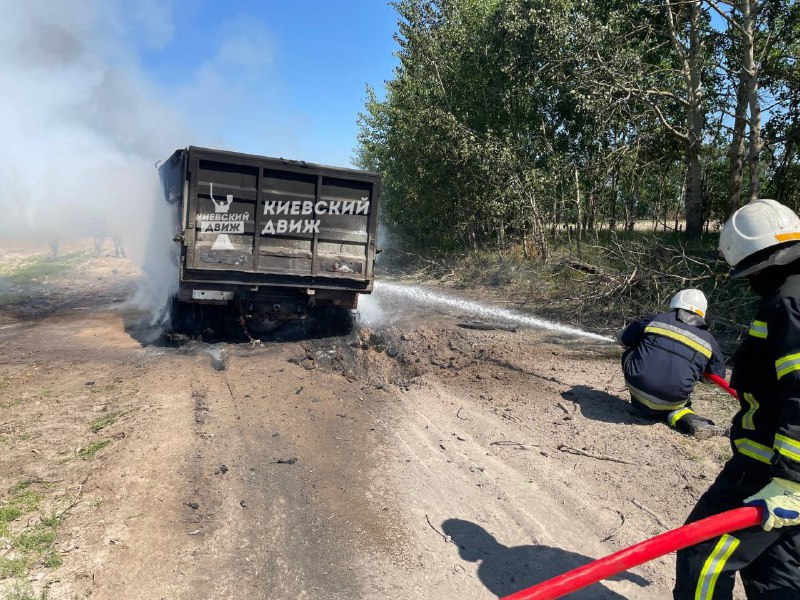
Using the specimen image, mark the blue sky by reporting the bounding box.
[135,1,400,167]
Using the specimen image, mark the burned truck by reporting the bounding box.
[158,146,380,334]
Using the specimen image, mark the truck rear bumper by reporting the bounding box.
[177,278,360,311]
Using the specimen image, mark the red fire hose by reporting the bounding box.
[499,506,763,600]
[705,373,738,399]
[499,374,749,599]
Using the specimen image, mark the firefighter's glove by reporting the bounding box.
[745,478,800,531]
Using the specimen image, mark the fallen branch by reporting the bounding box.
[425,514,454,544]
[600,508,627,542]
[631,498,670,529]
[459,321,518,333]
[48,473,91,557]
[492,408,536,434]
[490,440,540,449]
[557,402,573,415]
[563,259,606,276]
[557,444,639,465]
[57,473,90,519]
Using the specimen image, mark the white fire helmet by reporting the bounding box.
[719,199,800,278]
[669,289,708,318]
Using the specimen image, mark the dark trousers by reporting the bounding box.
[629,397,698,434]
[674,458,800,599]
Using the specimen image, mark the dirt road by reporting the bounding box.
[0,247,741,599]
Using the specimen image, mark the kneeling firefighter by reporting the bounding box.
[618,289,727,439]
[674,199,800,599]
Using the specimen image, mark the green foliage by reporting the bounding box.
[0,558,27,579]
[4,582,49,600]
[412,231,755,345]
[89,410,124,433]
[8,492,41,514]
[78,439,111,458]
[358,0,800,252]
[0,251,89,284]
[0,483,62,583]
[7,482,32,496]
[12,527,56,554]
[0,508,22,537]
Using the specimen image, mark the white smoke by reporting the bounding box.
[356,293,385,327]
[0,1,190,321]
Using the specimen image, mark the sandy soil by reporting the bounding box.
[0,244,742,599]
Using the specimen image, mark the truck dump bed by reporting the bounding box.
[160,146,381,294]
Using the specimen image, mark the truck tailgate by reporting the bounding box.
[185,147,379,283]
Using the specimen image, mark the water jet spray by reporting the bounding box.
[373,282,614,343]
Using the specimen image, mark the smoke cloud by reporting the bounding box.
[0,1,189,230]
[0,1,193,324]
[0,2,288,324]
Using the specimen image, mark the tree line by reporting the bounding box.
[356,0,800,256]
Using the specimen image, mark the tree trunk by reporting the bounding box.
[609,171,618,231]
[655,170,666,232]
[574,167,583,248]
[742,0,762,202]
[727,75,748,216]
[684,0,704,241]
[586,190,596,232]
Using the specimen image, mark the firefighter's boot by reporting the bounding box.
[669,409,728,440]
[687,417,728,440]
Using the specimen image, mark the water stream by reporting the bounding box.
[369,281,614,343]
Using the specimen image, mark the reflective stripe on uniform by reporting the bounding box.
[668,407,695,427]
[774,434,800,463]
[748,320,768,339]
[733,438,774,464]
[741,393,758,430]
[694,534,740,600]
[644,322,713,359]
[776,353,800,380]
[626,382,687,412]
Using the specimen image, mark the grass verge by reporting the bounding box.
[3,581,49,600]
[0,481,62,585]
[378,230,755,352]
[0,251,90,285]
[89,410,126,433]
[78,439,111,458]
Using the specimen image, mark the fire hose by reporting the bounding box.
[499,507,763,600]
[705,373,738,399]
[500,375,750,600]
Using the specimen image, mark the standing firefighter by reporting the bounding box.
[675,199,800,599]
[618,289,728,439]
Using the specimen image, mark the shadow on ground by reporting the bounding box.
[561,385,657,426]
[441,519,650,599]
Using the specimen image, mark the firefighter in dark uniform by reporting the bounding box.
[674,199,800,599]
[619,288,728,439]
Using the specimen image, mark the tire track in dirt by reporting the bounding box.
[365,382,655,599]
[2,274,744,599]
